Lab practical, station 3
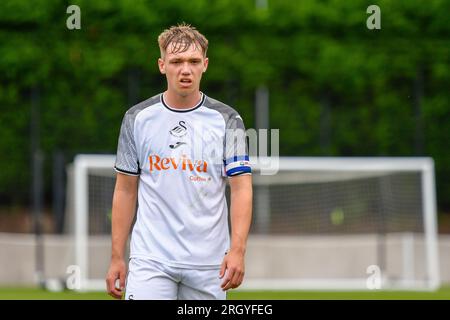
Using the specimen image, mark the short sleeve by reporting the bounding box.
[223,113,251,177]
[114,111,140,176]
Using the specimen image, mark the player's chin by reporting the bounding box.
[177,84,197,94]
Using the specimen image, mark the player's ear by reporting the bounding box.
[203,57,208,73]
[158,58,166,74]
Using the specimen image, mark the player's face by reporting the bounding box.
[158,42,208,97]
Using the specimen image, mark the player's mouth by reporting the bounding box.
[179,78,192,88]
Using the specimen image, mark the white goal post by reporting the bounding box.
[70,155,440,291]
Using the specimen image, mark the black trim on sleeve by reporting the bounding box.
[114,166,140,176]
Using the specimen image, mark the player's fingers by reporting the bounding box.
[221,268,235,291]
[109,288,123,300]
[233,272,245,289]
[221,279,231,291]
[119,269,126,290]
[229,268,242,289]
[106,273,115,294]
[106,276,111,293]
[240,272,245,286]
[106,273,123,299]
[219,259,227,279]
[112,280,124,299]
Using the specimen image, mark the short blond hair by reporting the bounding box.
[158,23,208,58]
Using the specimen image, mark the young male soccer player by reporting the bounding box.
[105,23,253,300]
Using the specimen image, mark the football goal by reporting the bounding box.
[67,155,439,291]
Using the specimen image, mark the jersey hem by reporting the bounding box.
[129,253,222,270]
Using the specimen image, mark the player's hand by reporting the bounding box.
[106,258,127,299]
[219,249,245,291]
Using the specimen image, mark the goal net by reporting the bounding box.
[66,155,440,291]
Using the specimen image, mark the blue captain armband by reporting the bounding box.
[224,156,251,177]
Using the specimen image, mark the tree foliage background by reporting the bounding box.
[0,1,449,215]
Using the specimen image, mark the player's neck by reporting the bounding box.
[163,91,203,110]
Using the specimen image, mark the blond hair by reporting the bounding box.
[158,23,208,58]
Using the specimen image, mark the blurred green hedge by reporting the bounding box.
[0,0,449,209]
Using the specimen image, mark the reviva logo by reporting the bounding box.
[149,154,208,173]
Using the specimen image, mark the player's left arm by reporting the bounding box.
[220,174,253,291]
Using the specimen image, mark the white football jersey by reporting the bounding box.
[114,93,251,269]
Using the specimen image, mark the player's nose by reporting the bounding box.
[181,63,191,74]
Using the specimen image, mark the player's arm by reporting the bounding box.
[220,174,252,291]
[106,172,138,299]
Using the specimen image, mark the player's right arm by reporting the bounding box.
[106,173,138,299]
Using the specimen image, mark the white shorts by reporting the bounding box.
[125,257,227,300]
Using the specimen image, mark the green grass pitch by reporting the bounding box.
[1,287,450,300]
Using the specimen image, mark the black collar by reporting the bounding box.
[160,93,205,113]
